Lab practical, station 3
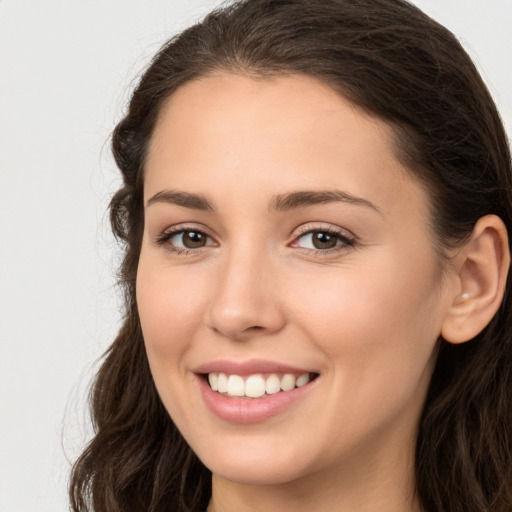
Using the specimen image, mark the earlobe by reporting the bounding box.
[441,215,510,344]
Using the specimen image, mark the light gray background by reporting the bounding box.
[1,1,511,510]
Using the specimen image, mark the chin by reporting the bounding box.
[208,459,307,487]
[189,431,318,486]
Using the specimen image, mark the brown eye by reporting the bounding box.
[311,232,338,249]
[177,231,208,248]
[156,226,217,254]
[293,229,354,251]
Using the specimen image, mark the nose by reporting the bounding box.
[205,249,286,341]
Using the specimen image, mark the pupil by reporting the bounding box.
[313,232,337,249]
[183,231,205,248]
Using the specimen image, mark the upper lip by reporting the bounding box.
[193,359,316,376]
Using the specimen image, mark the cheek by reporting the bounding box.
[136,257,212,430]
[295,272,426,331]
[285,252,442,389]
[136,257,209,367]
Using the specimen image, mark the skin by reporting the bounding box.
[136,73,461,512]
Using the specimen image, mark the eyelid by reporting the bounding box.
[154,223,218,252]
[153,222,356,256]
[289,223,357,252]
[292,222,355,239]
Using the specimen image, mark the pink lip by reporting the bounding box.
[194,358,314,376]
[194,360,319,424]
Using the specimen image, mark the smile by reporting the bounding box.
[195,362,320,423]
[208,372,314,398]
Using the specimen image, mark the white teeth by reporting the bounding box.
[280,374,296,392]
[207,372,313,397]
[245,375,266,398]
[265,374,281,395]
[217,373,228,393]
[208,373,218,391]
[227,375,245,396]
[296,373,310,387]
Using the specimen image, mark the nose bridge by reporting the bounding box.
[206,238,284,340]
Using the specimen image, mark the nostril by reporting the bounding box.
[208,322,268,341]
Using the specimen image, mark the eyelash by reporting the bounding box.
[154,224,356,256]
[291,225,356,255]
[154,225,216,256]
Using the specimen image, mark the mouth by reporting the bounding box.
[195,362,320,423]
[204,372,319,399]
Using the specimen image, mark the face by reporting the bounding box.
[137,73,454,487]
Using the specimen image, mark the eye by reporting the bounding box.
[291,228,355,251]
[170,230,210,249]
[155,227,216,253]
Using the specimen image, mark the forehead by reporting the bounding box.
[148,73,393,171]
[145,72,427,222]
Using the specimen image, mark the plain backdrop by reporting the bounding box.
[0,1,511,510]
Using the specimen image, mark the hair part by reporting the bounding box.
[70,1,512,510]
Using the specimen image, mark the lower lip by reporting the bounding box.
[197,375,317,424]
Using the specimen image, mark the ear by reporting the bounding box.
[441,215,510,344]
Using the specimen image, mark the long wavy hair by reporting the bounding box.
[69,1,512,510]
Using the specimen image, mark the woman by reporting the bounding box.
[70,0,512,510]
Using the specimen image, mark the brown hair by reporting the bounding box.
[70,1,512,510]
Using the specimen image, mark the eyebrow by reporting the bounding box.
[269,190,381,214]
[146,188,381,214]
[146,190,214,211]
